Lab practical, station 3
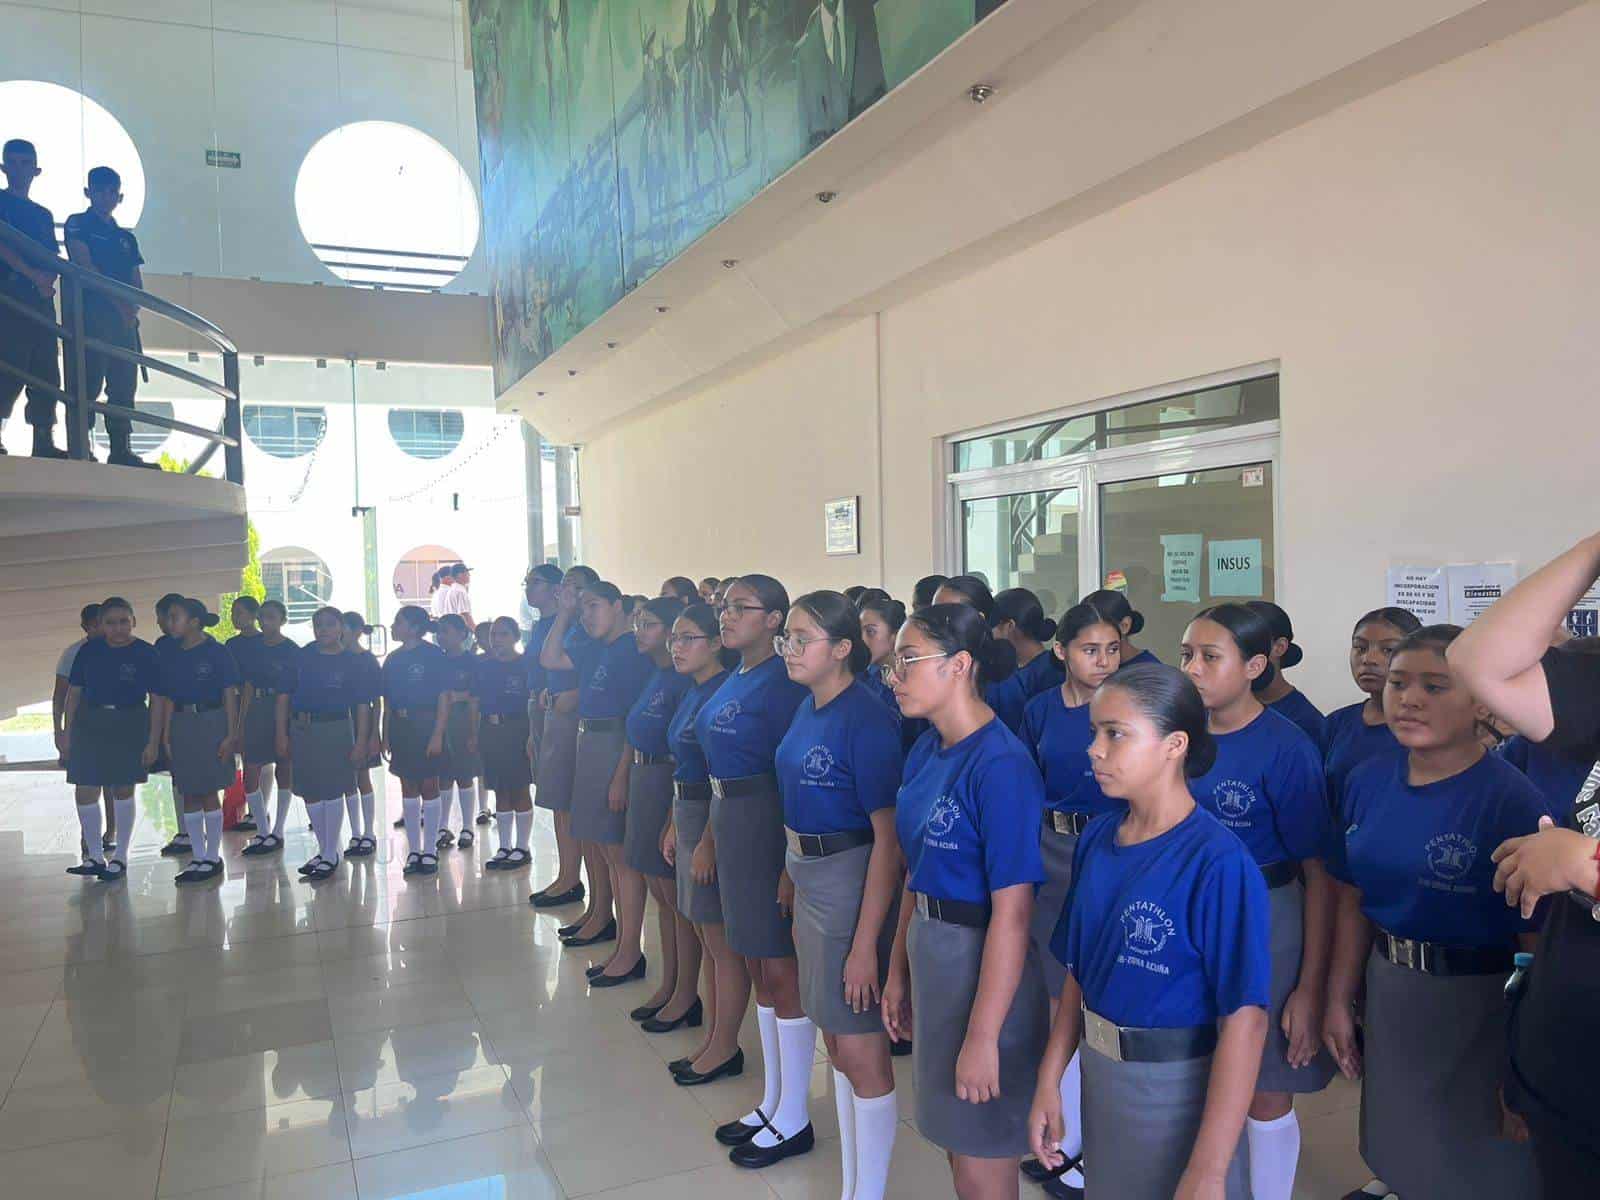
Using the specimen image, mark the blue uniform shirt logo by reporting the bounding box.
[1214,779,1256,819]
[196,661,213,679]
[711,699,740,732]
[801,745,835,780]
[926,793,960,838]
[118,663,137,681]
[644,689,667,716]
[1120,900,1174,958]
[1425,833,1477,883]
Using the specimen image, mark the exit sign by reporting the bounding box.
[206,149,242,169]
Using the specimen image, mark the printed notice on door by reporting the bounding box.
[1446,562,1517,626]
[1386,566,1445,623]
[1208,538,1263,597]
[1161,534,1202,603]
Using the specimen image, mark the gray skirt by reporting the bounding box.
[241,694,281,765]
[623,760,675,878]
[479,713,532,793]
[1360,949,1537,1197]
[788,842,897,1036]
[1031,825,1078,998]
[673,783,723,923]
[1256,878,1337,1094]
[1081,1041,1249,1199]
[527,700,546,771]
[66,704,151,787]
[170,707,237,795]
[710,777,793,959]
[388,707,445,782]
[443,701,480,781]
[570,725,628,844]
[534,707,579,813]
[908,908,1048,1157]
[289,714,356,803]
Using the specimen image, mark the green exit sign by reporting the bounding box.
[206,149,241,169]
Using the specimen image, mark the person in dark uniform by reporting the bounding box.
[225,597,262,832]
[797,0,887,150]
[1245,601,1326,745]
[1322,608,1423,817]
[475,616,536,874]
[858,592,929,760]
[513,564,562,851]
[437,614,482,848]
[239,599,299,856]
[62,166,154,469]
[340,612,383,851]
[660,576,699,605]
[992,588,1065,702]
[150,592,191,856]
[0,138,65,458]
[382,606,452,866]
[62,596,162,882]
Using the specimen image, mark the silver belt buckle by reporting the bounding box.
[1049,810,1075,835]
[784,827,802,855]
[915,892,931,919]
[1387,935,1418,970]
[710,777,726,801]
[1082,1007,1124,1063]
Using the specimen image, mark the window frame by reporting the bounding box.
[242,404,328,460]
[386,408,465,460]
[260,549,333,625]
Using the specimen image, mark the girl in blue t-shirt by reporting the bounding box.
[774,591,904,1197]
[1018,600,1123,1195]
[473,616,536,876]
[1322,607,1423,812]
[238,600,300,859]
[882,603,1049,1192]
[858,593,929,755]
[992,587,1065,702]
[1323,625,1543,1200]
[1246,601,1327,745]
[339,612,384,854]
[381,606,451,868]
[1180,603,1337,1200]
[930,576,1029,734]
[1084,588,1160,668]
[435,614,482,848]
[1029,663,1269,1200]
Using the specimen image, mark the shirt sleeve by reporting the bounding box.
[358,655,382,703]
[217,645,242,688]
[1273,734,1333,862]
[1540,647,1600,757]
[1021,692,1047,767]
[1192,850,1273,1015]
[56,641,80,679]
[851,708,904,814]
[129,232,144,267]
[62,212,82,242]
[975,750,1047,891]
[67,645,89,688]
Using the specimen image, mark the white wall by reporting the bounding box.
[580,2,1600,712]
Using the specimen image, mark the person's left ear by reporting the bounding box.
[993,618,1016,640]
[1243,653,1269,682]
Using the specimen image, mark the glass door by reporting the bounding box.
[960,485,1081,618]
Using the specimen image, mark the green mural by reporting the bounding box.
[469,0,1010,394]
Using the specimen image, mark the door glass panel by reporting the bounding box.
[961,488,1080,619]
[1099,464,1274,660]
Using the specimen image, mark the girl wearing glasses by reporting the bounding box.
[1322,607,1423,812]
[661,604,735,1061]
[688,576,813,1164]
[993,587,1065,701]
[1028,663,1270,1200]
[1179,604,1336,1200]
[1017,601,1123,1196]
[931,576,1029,735]
[881,603,1049,1198]
[858,592,928,753]
[1083,589,1159,668]
[774,591,905,1196]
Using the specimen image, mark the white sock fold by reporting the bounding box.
[183,808,206,857]
[496,810,513,851]
[344,792,361,838]
[514,808,532,850]
[742,1004,782,1128]
[272,786,292,837]
[1247,1110,1301,1200]
[76,803,105,865]
[323,795,344,865]
[1058,1047,1085,1186]
[203,808,223,862]
[749,1015,815,1145]
[244,789,266,832]
[422,796,443,850]
[457,783,476,827]
[113,794,135,863]
[360,791,375,837]
[851,1087,897,1200]
[402,794,422,855]
[833,1070,856,1200]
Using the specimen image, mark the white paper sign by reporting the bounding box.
[1160,534,1202,603]
[824,496,859,556]
[1386,566,1445,623]
[1567,583,1600,638]
[1447,562,1517,626]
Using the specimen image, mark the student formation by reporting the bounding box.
[54,564,1589,1200]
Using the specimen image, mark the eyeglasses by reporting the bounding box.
[715,603,766,619]
[878,651,951,681]
[773,634,838,658]
[667,633,713,648]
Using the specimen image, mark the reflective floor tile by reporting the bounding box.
[158,1094,351,1196]
[343,1062,527,1159]
[171,1040,343,1119]
[536,1089,728,1196]
[334,1018,500,1092]
[0,1072,172,1152]
[597,1162,780,1200]
[150,1160,356,1200]
[179,998,335,1065]
[351,1117,565,1200]
[0,1124,165,1198]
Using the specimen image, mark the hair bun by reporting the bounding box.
[1183,726,1218,778]
[1281,642,1304,670]
[979,638,1019,684]
[1126,609,1146,636]
[1037,617,1058,642]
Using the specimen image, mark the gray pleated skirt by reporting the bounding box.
[908,908,1048,1157]
[289,714,356,803]
[1081,1041,1249,1199]
[170,707,236,795]
[241,695,281,765]
[1032,824,1079,998]
[710,778,793,959]
[1256,878,1337,1094]
[534,708,578,813]
[1360,949,1536,1198]
[570,725,628,844]
[789,841,897,1035]
[389,708,445,782]
[623,759,675,878]
[66,704,150,787]
[443,701,480,781]
[480,713,532,793]
[527,700,546,771]
[673,783,723,923]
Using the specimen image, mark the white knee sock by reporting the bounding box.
[457,783,476,827]
[749,1014,815,1145]
[304,800,325,859]
[852,1088,897,1200]
[203,808,223,862]
[323,796,344,865]
[360,791,375,837]
[1058,1048,1085,1185]
[184,809,207,857]
[272,786,292,837]
[113,794,135,862]
[1247,1111,1301,1200]
[422,796,443,850]
[833,1070,857,1200]
[244,789,266,832]
[173,793,188,840]
[76,803,105,865]
[496,810,514,851]
[344,792,361,838]
[514,808,532,851]
[402,794,422,855]
[742,1004,782,1127]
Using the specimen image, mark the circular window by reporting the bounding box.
[242,404,327,459]
[261,547,333,626]
[0,81,146,229]
[294,121,479,291]
[91,399,172,459]
[393,545,462,605]
[387,409,464,460]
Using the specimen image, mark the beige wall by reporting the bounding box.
[580,3,1600,710]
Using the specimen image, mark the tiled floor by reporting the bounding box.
[0,768,1371,1198]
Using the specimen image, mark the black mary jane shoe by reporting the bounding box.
[297,856,325,876]
[178,860,223,886]
[1041,1173,1085,1200]
[234,817,258,832]
[641,996,703,1034]
[589,955,646,988]
[504,848,532,870]
[728,1121,814,1168]
[418,854,440,876]
[1022,1154,1084,1191]
[305,861,338,883]
[630,1001,666,1022]
[456,829,474,849]
[95,859,127,883]
[890,1036,913,1057]
[393,816,406,829]
[484,849,513,872]
[346,837,375,859]
[402,852,424,877]
[714,1107,767,1147]
[160,837,192,857]
[560,919,617,948]
[240,836,271,857]
[437,829,456,850]
[532,882,585,908]
[672,1048,744,1087]
[67,860,106,877]
[475,810,492,825]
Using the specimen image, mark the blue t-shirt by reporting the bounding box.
[236,636,298,693]
[897,718,1046,904]
[226,633,260,679]
[1329,749,1551,947]
[1022,686,1116,816]
[776,680,903,835]
[1015,650,1064,700]
[524,614,558,695]
[860,668,929,753]
[1322,701,1398,811]
[579,633,655,719]
[669,670,729,783]
[984,676,1030,737]
[545,625,593,696]
[69,637,161,707]
[289,646,379,714]
[156,636,242,705]
[627,665,693,757]
[1189,707,1330,867]
[1268,688,1326,746]
[382,642,449,710]
[695,655,809,779]
[440,649,477,696]
[472,653,531,716]
[1499,735,1593,816]
[1053,806,1271,1028]
[1123,648,1161,668]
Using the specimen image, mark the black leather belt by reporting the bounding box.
[293,710,347,724]
[1082,1006,1218,1063]
[1044,810,1091,836]
[1375,930,1515,977]
[915,892,990,927]
[251,687,281,696]
[484,712,528,726]
[391,707,435,719]
[634,750,672,766]
[710,772,777,800]
[1261,860,1299,890]
[173,701,224,714]
[579,717,623,733]
[673,780,712,803]
[785,826,873,858]
[89,701,146,711]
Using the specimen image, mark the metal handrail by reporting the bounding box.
[0,218,242,484]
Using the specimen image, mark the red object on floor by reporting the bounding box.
[222,770,247,829]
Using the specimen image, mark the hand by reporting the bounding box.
[557,584,578,615]
[661,824,677,866]
[275,733,290,760]
[954,1033,1000,1103]
[777,870,795,917]
[525,736,534,762]
[348,743,366,766]
[1322,1001,1362,1080]
[608,776,628,813]
[1026,1082,1066,1170]
[27,267,55,300]
[1173,1165,1228,1200]
[217,735,237,761]
[691,838,716,886]
[1493,816,1598,918]
[1280,985,1322,1069]
[842,945,880,1014]
[53,729,65,755]
[881,964,912,1042]
[1499,1086,1530,1143]
[427,734,444,758]
[139,741,156,768]
[368,737,383,759]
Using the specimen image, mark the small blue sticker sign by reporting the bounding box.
[1208,538,1263,597]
